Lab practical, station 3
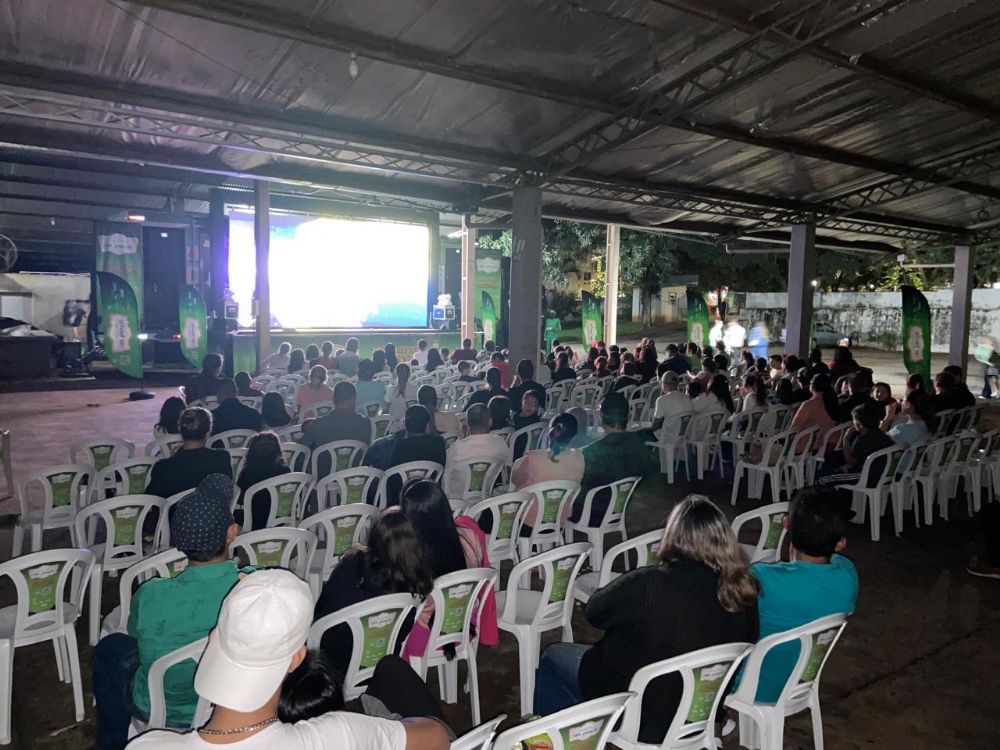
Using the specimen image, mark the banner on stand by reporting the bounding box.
[901,285,931,385]
[475,247,502,343]
[96,271,143,379]
[580,291,603,348]
[686,290,711,351]
[96,222,143,327]
[178,284,209,368]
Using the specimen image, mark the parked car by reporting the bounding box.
[780,320,852,348]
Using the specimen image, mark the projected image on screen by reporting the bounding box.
[228,211,429,329]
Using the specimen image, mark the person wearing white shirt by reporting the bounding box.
[651,371,694,433]
[444,403,509,492]
[127,569,448,750]
[384,363,419,423]
[263,342,291,371]
[411,339,429,367]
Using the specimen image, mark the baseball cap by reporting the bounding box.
[195,569,313,711]
[171,473,234,558]
[661,371,679,385]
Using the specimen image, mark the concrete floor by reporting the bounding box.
[1,386,999,749]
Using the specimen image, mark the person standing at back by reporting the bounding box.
[146,408,232,499]
[212,379,264,434]
[337,337,361,377]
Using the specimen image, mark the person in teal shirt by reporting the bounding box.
[92,474,252,750]
[750,486,858,703]
[354,358,388,415]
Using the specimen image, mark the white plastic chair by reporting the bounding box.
[646,414,693,485]
[301,400,336,422]
[496,542,591,715]
[299,505,377,599]
[280,442,311,473]
[209,429,257,450]
[443,455,505,507]
[237,396,262,410]
[610,642,753,750]
[545,380,575,414]
[492,692,632,750]
[565,476,641,570]
[687,412,727,480]
[231,527,318,581]
[378,461,444,509]
[506,423,547,479]
[730,430,798,506]
[226,447,247,478]
[130,637,212,735]
[725,614,849,750]
[100,548,188,640]
[70,437,134,471]
[316,467,383,510]
[310,440,368,480]
[145,435,184,460]
[407,568,497,725]
[936,432,982,518]
[152,490,198,551]
[887,441,933,534]
[371,415,396,442]
[573,529,663,605]
[238,472,314,531]
[93,457,158,501]
[807,423,853,484]
[464,492,532,571]
[517,480,579,559]
[308,593,420,699]
[12,464,92,556]
[0,548,96,745]
[732,502,788,564]
[275,424,306,443]
[450,714,507,750]
[840,445,907,541]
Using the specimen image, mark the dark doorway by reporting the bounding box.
[142,227,185,333]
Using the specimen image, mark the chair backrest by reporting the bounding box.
[75,495,162,570]
[687,411,727,442]
[934,408,955,437]
[416,568,497,657]
[379,461,445,508]
[576,476,642,530]
[729,613,848,709]
[307,593,420,699]
[280,442,311,473]
[316,467,383,510]
[492,692,632,750]
[509,422,547,463]
[231,527,318,579]
[450,714,507,750]
[771,405,795,432]
[501,543,591,629]
[732,502,789,564]
[95,457,159,499]
[659,413,693,445]
[18,464,93,524]
[952,431,981,466]
[464,492,532,565]
[70,437,134,471]
[310,440,368,479]
[789,426,819,458]
[301,400,336,422]
[521,480,579,542]
[145,636,212,729]
[615,643,753,748]
[816,422,853,458]
[857,445,907,489]
[0,548,96,640]
[299,505,378,581]
[595,529,664,588]
[115,548,189,632]
[209,429,258,450]
[443,455,505,502]
[572,383,604,410]
[275,424,306,443]
[237,396,263,410]
[546,380,575,412]
[226,447,247,478]
[242,472,314,530]
[371,415,396,441]
[146,435,184,459]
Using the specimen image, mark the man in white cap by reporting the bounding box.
[128,569,448,749]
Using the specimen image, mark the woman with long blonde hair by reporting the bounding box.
[534,494,758,744]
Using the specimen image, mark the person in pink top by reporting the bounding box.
[790,373,840,449]
[511,413,585,528]
[397,480,498,661]
[295,365,335,418]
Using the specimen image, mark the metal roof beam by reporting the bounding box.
[650,0,1000,125]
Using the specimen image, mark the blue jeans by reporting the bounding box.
[92,633,142,750]
[533,643,590,717]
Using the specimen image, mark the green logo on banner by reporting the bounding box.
[178,284,208,369]
[544,316,562,353]
[49,473,75,508]
[496,502,520,540]
[96,271,143,379]
[360,610,399,669]
[440,582,475,634]
[112,506,142,546]
[686,662,730,722]
[127,465,152,495]
[580,291,603,348]
[541,489,565,525]
[276,484,298,519]
[23,562,65,615]
[800,629,837,682]
[901,285,931,386]
[333,516,360,554]
[686,290,712,351]
[254,540,287,568]
[548,556,575,603]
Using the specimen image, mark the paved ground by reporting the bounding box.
[2,387,999,748]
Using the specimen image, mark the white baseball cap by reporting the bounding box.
[194,569,313,712]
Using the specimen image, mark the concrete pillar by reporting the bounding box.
[949,244,973,369]
[253,180,271,372]
[785,223,817,358]
[604,224,620,345]
[508,186,543,366]
[460,215,477,344]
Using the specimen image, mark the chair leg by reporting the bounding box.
[0,639,12,745]
[466,652,481,726]
[516,630,538,717]
[868,492,881,542]
[52,637,66,683]
[730,466,742,506]
[809,690,825,750]
[11,525,23,559]
[63,628,85,722]
[30,524,42,554]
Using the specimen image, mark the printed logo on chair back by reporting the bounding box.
[23,561,65,615]
[166,559,188,578]
[365,403,381,418]
[275,482,300,518]
[496,501,521,540]
[315,404,334,418]
[90,445,115,471]
[686,662,732,722]
[112,506,142,546]
[48,472,75,507]
[800,628,838,682]
[548,555,576,603]
[522,716,609,750]
[253,540,287,568]
[334,448,354,472]
[405,468,428,481]
[361,609,403,668]
[610,480,636,515]
[333,515,363,554]
[540,489,567,524]
[230,435,248,448]
[468,462,491,493]
[764,513,786,550]
[344,476,369,504]
[440,582,475,634]
[127,464,153,495]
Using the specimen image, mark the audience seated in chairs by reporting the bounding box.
[234,371,263,398]
[235,432,291,531]
[354,358,386,413]
[650,371,693,433]
[295,365,334,417]
[183,353,224,405]
[418,385,459,436]
[146,408,231,500]
[301,381,371,451]
[263,341,292,371]
[464,367,506,411]
[211,379,264,435]
[445,404,508,490]
[366,406,446,504]
[260,392,293,429]
[505,358,548,413]
[817,402,894,488]
[154,397,185,438]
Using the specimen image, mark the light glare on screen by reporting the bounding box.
[228,212,430,328]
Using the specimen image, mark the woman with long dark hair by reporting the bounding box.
[424,348,444,374]
[287,348,307,374]
[371,348,388,374]
[740,373,768,413]
[235,431,290,530]
[534,495,758,742]
[399,480,499,660]
[154,396,186,437]
[791,373,840,450]
[313,511,434,674]
[511,413,584,529]
[261,392,292,428]
[383,343,399,371]
[384,362,418,422]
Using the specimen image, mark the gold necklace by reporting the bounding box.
[198,717,279,736]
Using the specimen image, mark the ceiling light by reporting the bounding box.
[126,213,146,222]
